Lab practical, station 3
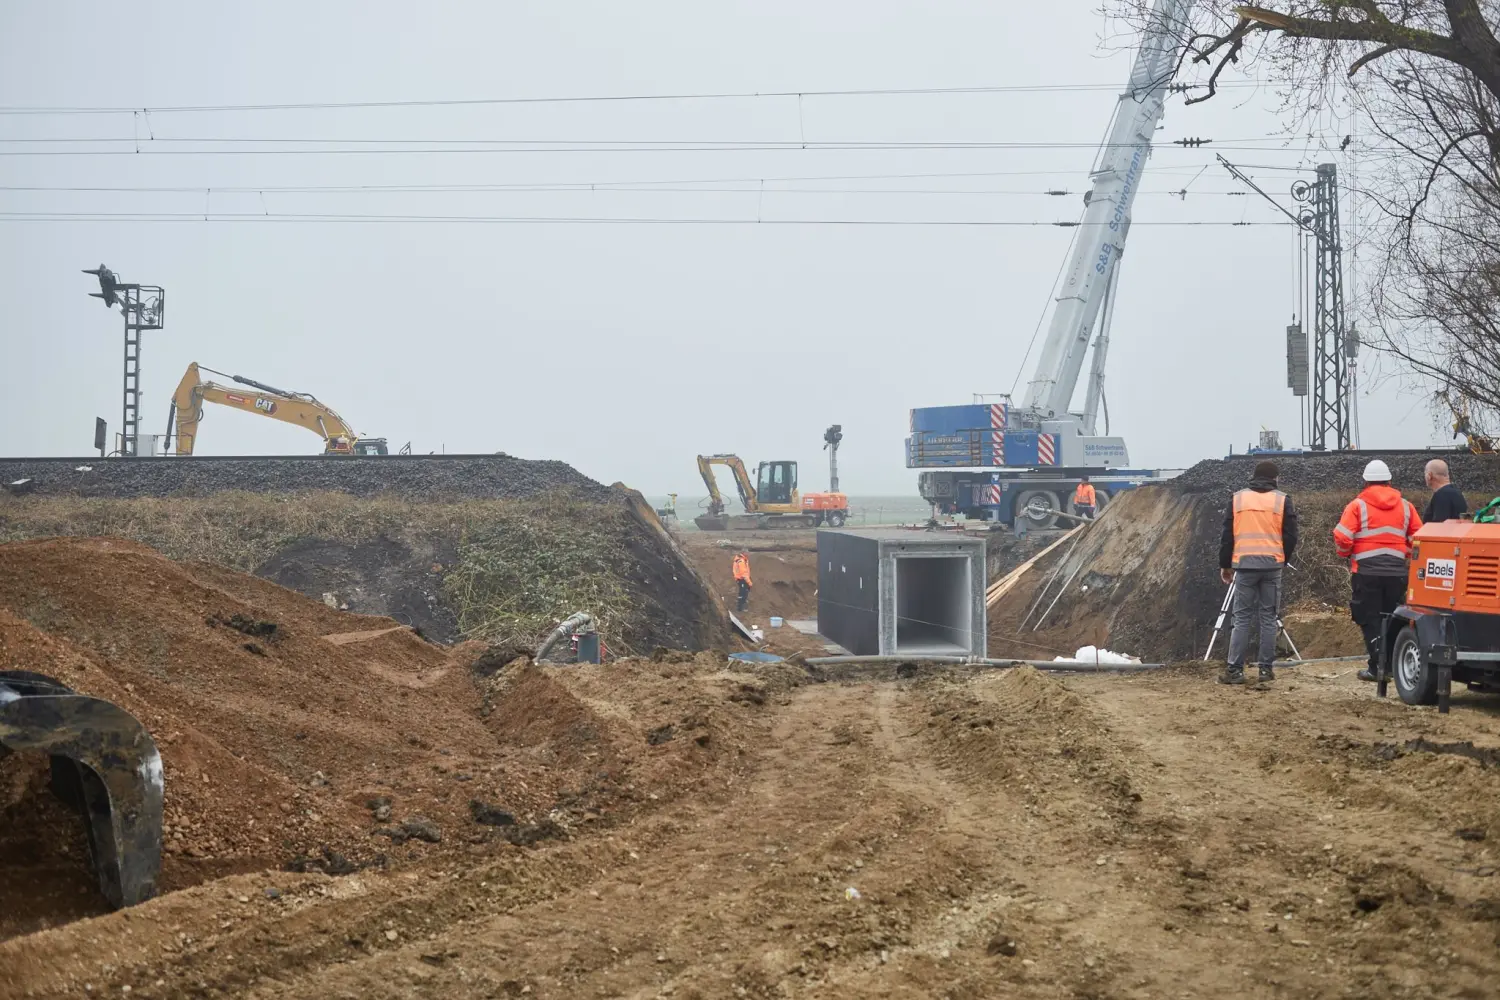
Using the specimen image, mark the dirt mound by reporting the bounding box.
[990,473,1472,662]
[990,487,1209,660]
[917,667,1137,811]
[0,489,730,654]
[1174,451,1500,495]
[0,538,746,940]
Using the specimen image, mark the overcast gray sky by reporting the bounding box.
[0,2,1451,494]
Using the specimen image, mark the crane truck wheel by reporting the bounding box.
[809,513,824,527]
[1014,490,1062,529]
[826,511,847,528]
[1391,625,1439,706]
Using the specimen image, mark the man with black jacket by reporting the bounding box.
[1217,461,1299,685]
[1423,459,1468,523]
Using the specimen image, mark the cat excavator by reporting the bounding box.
[166,362,388,456]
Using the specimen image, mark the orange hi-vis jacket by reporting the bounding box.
[1332,484,1422,576]
[1073,483,1097,506]
[732,554,752,585]
[1230,488,1287,568]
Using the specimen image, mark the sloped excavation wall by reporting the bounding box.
[990,453,1500,663]
[0,458,729,654]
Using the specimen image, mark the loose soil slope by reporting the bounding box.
[993,454,1500,662]
[0,489,727,653]
[8,663,1500,999]
[0,538,747,942]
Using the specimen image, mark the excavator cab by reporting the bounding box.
[756,461,798,507]
[351,438,389,456]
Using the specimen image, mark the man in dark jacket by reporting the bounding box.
[1423,459,1468,523]
[1217,461,1299,684]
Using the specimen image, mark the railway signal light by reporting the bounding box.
[83,264,119,307]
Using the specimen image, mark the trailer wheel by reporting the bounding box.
[1015,490,1062,529]
[1392,625,1439,706]
[826,510,847,528]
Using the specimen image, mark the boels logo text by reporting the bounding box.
[1422,557,1456,591]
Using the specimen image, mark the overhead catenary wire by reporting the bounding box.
[0,211,1296,226]
[0,142,1388,158]
[0,167,1238,194]
[0,79,1272,117]
[0,183,1269,196]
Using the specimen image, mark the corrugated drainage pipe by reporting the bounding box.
[535,612,593,663]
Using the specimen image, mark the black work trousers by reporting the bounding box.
[1350,573,1406,670]
[736,580,750,612]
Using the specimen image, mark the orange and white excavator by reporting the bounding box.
[165,362,388,456]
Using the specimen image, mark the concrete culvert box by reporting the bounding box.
[817,529,986,657]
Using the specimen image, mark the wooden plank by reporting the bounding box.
[986,527,1082,608]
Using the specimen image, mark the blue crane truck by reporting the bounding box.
[907,402,1166,528]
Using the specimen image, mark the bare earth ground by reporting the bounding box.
[677,531,820,624]
[8,660,1500,1000]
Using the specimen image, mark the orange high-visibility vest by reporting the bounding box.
[732,554,752,585]
[1231,489,1287,568]
[1073,483,1096,506]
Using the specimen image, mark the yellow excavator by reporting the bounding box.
[694,453,848,531]
[165,362,388,456]
[1442,391,1496,455]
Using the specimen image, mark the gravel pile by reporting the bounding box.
[0,455,612,502]
[1172,451,1500,496]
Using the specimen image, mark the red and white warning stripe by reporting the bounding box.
[990,431,1004,466]
[1037,433,1056,466]
[984,484,1002,505]
[989,402,1007,431]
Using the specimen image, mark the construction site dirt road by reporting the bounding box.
[9,656,1500,999]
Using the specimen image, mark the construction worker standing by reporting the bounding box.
[1334,460,1423,682]
[731,550,752,613]
[1217,460,1299,685]
[1072,476,1098,520]
[1423,459,1468,523]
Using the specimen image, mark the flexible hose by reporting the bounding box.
[535,612,594,663]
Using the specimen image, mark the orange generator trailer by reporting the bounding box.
[1378,519,1500,713]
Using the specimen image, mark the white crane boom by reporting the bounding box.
[1019,0,1193,425]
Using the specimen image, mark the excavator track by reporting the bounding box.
[0,671,164,908]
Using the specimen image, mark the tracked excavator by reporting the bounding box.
[1,671,164,908]
[694,429,849,530]
[165,362,389,456]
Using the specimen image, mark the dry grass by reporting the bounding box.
[0,491,422,570]
[0,490,660,653]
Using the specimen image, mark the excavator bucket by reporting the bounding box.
[0,671,164,909]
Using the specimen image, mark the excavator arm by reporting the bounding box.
[167,362,361,455]
[696,454,759,515]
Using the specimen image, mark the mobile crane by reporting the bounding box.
[165,362,389,456]
[907,0,1190,527]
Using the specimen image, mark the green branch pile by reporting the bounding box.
[444,500,640,653]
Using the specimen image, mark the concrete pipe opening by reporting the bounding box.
[894,555,974,656]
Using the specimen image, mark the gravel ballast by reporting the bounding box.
[0,455,612,501]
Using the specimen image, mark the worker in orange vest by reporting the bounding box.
[1334,459,1423,682]
[1072,476,1098,520]
[731,550,753,613]
[1217,460,1299,685]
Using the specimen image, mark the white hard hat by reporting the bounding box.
[1363,459,1392,482]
